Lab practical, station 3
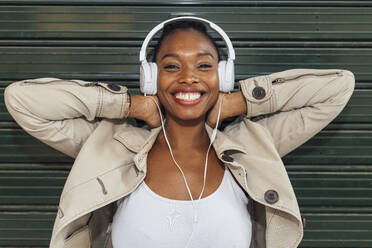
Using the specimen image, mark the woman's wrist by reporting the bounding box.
[223,91,247,119]
[127,94,161,128]
[127,94,145,119]
[123,92,132,118]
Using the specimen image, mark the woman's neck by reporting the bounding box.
[157,114,210,152]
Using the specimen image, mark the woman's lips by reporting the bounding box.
[173,91,206,106]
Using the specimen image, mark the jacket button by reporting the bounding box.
[252,86,266,100]
[221,154,234,162]
[264,189,279,204]
[107,83,121,91]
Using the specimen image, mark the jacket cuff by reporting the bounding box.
[239,75,275,117]
[95,82,130,119]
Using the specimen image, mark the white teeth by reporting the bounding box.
[175,92,201,101]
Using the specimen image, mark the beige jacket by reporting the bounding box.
[4,69,355,248]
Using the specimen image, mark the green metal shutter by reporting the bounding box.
[0,1,371,247]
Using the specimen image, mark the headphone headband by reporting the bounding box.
[139,16,235,62]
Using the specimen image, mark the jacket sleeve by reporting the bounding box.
[4,78,130,158]
[239,69,355,157]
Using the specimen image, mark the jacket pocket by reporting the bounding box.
[64,225,91,248]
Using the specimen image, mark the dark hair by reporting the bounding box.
[151,20,221,62]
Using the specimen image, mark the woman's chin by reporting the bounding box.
[169,112,206,125]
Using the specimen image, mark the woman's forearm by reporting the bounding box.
[239,69,355,118]
[4,78,130,157]
[222,91,247,119]
[5,78,130,122]
[237,69,355,157]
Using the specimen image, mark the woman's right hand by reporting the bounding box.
[128,94,162,128]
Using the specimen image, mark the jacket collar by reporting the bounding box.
[204,124,247,157]
[113,124,161,154]
[113,122,247,159]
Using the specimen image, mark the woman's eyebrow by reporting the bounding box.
[160,53,179,61]
[160,52,215,61]
[197,52,215,59]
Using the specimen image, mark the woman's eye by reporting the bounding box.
[198,64,212,69]
[164,64,179,70]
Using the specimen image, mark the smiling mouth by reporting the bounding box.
[174,92,202,101]
[172,91,206,106]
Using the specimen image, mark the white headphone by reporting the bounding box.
[139,16,236,95]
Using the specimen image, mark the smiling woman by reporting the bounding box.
[3,16,354,248]
[120,20,251,247]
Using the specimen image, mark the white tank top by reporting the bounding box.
[111,168,252,248]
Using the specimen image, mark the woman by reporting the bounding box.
[4,18,354,248]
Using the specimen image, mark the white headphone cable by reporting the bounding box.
[146,94,225,248]
[184,95,224,248]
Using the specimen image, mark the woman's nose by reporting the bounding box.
[178,67,198,85]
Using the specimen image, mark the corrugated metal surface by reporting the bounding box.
[0,1,371,247]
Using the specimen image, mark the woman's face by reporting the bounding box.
[155,28,219,123]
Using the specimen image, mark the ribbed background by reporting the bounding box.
[0,1,371,247]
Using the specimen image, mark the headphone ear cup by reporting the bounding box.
[140,61,157,95]
[218,60,227,92]
[218,60,234,92]
[140,61,150,94]
[149,62,158,95]
[224,59,235,92]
